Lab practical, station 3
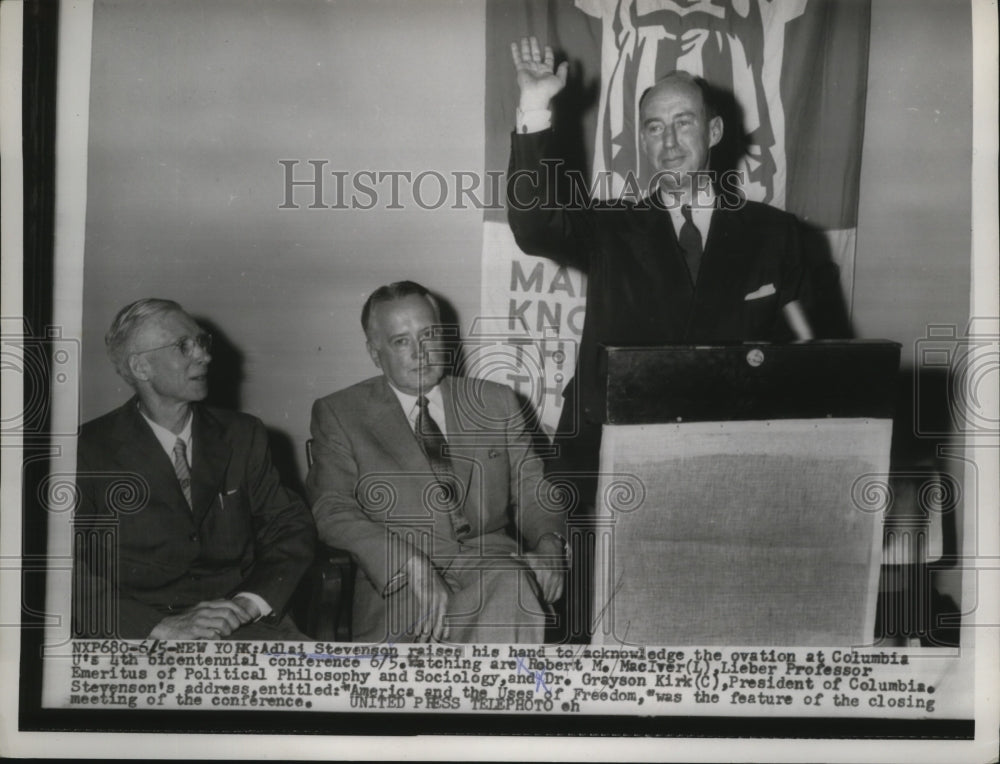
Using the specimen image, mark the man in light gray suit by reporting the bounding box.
[306,281,567,643]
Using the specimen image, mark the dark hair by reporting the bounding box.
[639,71,719,120]
[361,280,439,337]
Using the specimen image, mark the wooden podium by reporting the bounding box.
[589,341,900,646]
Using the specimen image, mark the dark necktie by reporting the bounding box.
[678,204,703,285]
[414,396,471,539]
[172,438,192,509]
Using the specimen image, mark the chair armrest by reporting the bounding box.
[291,541,356,641]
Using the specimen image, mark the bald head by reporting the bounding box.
[639,71,718,121]
[638,71,723,197]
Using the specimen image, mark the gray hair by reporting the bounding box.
[105,298,183,383]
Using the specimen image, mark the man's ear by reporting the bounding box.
[366,340,382,369]
[708,115,723,148]
[127,353,149,382]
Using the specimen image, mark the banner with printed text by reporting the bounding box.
[481,0,870,434]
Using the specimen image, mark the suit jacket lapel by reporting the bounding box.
[190,404,231,525]
[110,399,191,521]
[688,207,749,339]
[439,376,475,512]
[369,378,456,538]
[369,377,432,474]
[631,206,696,338]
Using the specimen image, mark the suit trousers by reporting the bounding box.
[220,613,311,641]
[355,533,547,644]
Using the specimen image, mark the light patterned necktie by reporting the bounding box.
[678,204,704,285]
[172,437,192,509]
[414,396,471,539]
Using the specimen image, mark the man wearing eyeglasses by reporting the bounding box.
[73,298,316,640]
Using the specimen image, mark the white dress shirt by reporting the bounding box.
[388,382,448,438]
[140,406,193,463]
[138,404,271,618]
[382,381,451,595]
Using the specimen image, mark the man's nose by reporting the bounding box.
[662,125,677,147]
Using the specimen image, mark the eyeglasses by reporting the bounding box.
[132,332,213,358]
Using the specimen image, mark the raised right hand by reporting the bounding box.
[148,599,254,640]
[510,36,568,111]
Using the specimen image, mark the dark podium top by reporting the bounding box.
[597,341,901,425]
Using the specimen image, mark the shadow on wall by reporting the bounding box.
[550,50,601,191]
[876,364,963,647]
[798,221,854,340]
[195,316,306,498]
[890,364,961,566]
[435,292,551,455]
[198,318,243,412]
[432,292,466,379]
[711,83,854,341]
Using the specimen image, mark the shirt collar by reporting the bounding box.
[659,182,716,214]
[661,183,715,240]
[138,403,194,460]
[387,379,446,431]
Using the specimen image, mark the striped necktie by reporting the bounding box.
[172,438,192,509]
[414,396,471,539]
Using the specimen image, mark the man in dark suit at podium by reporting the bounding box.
[506,39,850,641]
[506,36,849,480]
[74,298,316,639]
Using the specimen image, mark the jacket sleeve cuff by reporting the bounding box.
[233,591,272,620]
